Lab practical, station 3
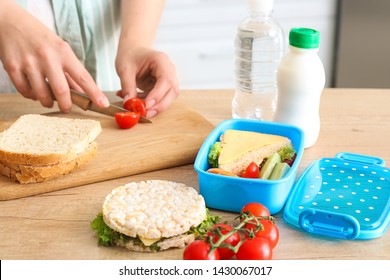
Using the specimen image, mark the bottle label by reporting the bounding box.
[236,29,282,92]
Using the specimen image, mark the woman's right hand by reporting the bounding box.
[0,0,109,112]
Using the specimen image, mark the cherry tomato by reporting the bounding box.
[115,112,140,129]
[242,162,260,178]
[205,223,240,260]
[241,202,271,232]
[236,237,272,260]
[246,220,279,248]
[241,202,270,217]
[124,98,147,117]
[183,240,220,260]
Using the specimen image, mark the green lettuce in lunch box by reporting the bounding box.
[208,141,222,168]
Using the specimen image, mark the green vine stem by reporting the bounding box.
[207,211,274,255]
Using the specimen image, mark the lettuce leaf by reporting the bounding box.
[278,144,296,161]
[91,209,220,247]
[208,142,222,168]
[90,213,128,246]
[187,208,220,239]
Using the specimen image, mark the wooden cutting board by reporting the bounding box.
[0,100,214,200]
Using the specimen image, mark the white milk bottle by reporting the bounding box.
[274,28,325,148]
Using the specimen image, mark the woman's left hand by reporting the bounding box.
[115,46,179,119]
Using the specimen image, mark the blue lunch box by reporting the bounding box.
[193,119,305,215]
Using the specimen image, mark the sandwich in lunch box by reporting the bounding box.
[207,129,296,179]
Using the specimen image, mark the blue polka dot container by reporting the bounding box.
[283,152,390,240]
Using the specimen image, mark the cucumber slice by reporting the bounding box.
[259,152,281,179]
[269,162,291,180]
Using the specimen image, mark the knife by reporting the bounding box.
[49,87,151,123]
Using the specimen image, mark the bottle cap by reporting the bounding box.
[289,28,320,49]
[247,0,274,14]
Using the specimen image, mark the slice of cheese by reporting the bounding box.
[138,237,160,247]
[219,129,289,165]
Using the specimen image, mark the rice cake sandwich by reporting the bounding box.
[0,114,102,183]
[208,129,295,175]
[91,180,219,252]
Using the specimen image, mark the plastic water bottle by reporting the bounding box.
[232,0,284,121]
[274,28,325,148]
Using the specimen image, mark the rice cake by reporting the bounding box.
[102,180,207,240]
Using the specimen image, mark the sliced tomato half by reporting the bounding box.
[115,111,140,129]
[123,98,147,117]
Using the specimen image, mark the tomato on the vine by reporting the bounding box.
[241,202,272,232]
[124,98,147,117]
[246,220,279,248]
[236,237,272,260]
[115,111,140,129]
[205,223,240,260]
[183,240,220,260]
[241,202,270,217]
[241,162,260,178]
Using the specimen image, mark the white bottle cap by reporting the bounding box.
[247,0,274,14]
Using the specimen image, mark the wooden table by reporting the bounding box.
[0,88,389,260]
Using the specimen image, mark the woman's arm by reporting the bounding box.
[115,0,179,118]
[0,0,109,112]
[119,0,165,48]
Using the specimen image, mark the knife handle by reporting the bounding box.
[69,89,91,111]
[48,85,91,111]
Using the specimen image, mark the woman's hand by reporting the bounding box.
[115,46,179,118]
[0,0,109,112]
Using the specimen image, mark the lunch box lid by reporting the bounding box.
[283,152,390,240]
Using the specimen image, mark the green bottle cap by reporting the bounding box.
[289,28,320,49]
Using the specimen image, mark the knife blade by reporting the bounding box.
[49,86,151,123]
[70,89,152,123]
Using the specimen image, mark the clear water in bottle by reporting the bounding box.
[232,4,284,121]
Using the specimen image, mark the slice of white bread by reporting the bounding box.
[0,141,98,184]
[0,114,102,165]
[218,129,291,174]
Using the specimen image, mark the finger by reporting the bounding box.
[65,72,84,92]
[4,65,35,100]
[117,89,148,100]
[146,87,179,119]
[144,80,179,118]
[117,65,138,101]
[46,71,72,113]
[12,74,35,100]
[116,90,124,98]
[144,76,179,110]
[65,63,109,108]
[24,69,54,108]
